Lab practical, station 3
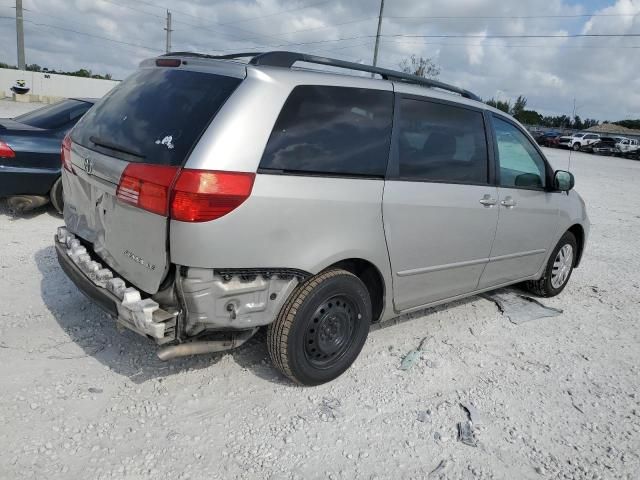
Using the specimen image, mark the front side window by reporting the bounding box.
[260,85,393,177]
[395,98,488,183]
[493,116,547,189]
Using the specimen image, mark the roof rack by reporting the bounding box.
[162,50,480,101]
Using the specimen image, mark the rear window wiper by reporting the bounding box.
[89,135,146,159]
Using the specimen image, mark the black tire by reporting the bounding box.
[525,231,577,297]
[572,143,581,151]
[267,269,371,386]
[50,177,64,214]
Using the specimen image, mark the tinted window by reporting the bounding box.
[260,86,393,176]
[493,116,546,189]
[396,98,488,183]
[72,68,241,166]
[584,134,598,140]
[15,99,91,129]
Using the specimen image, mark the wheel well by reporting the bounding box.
[326,259,385,323]
[568,224,585,267]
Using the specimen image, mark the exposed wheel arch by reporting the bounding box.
[568,224,585,267]
[323,258,385,323]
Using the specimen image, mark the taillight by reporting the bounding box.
[116,164,180,216]
[61,133,74,173]
[170,169,255,222]
[0,140,15,158]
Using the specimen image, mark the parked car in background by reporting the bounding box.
[55,51,589,385]
[0,98,96,212]
[615,137,640,156]
[558,132,600,151]
[536,132,562,148]
[591,137,619,155]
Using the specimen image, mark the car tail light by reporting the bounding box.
[0,140,15,158]
[61,133,74,173]
[170,170,255,222]
[116,163,180,216]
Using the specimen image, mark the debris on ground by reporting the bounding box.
[460,402,482,427]
[428,459,448,477]
[481,289,563,324]
[457,420,478,447]
[399,336,433,370]
[417,409,432,423]
[319,396,344,420]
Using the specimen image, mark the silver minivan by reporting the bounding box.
[55,52,589,385]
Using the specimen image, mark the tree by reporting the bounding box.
[516,110,543,125]
[614,119,640,130]
[398,55,440,79]
[510,95,527,118]
[485,98,511,113]
[573,115,583,130]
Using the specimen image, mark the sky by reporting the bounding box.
[0,0,638,120]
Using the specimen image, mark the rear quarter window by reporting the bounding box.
[259,85,393,177]
[71,68,241,166]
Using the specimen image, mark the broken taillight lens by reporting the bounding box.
[170,170,255,222]
[61,133,74,173]
[116,163,180,216]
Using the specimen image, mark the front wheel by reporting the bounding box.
[267,269,371,386]
[572,143,581,151]
[50,177,64,214]
[525,232,577,297]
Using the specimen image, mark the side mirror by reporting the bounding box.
[554,170,575,191]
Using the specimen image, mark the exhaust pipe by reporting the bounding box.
[157,329,257,361]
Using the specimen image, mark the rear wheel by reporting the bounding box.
[267,269,371,386]
[50,177,64,214]
[525,231,577,297]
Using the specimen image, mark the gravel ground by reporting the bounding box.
[0,99,638,479]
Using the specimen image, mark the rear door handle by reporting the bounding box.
[501,196,517,208]
[479,194,497,207]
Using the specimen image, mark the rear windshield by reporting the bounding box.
[71,68,241,165]
[15,99,91,129]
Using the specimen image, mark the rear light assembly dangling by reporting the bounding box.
[61,133,75,174]
[116,163,255,222]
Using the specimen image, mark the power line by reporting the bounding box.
[217,0,333,25]
[385,12,640,20]
[0,15,163,53]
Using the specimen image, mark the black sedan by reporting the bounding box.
[0,98,96,213]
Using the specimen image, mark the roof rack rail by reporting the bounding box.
[161,50,480,101]
[250,51,481,101]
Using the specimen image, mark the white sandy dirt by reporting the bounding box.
[0,100,638,479]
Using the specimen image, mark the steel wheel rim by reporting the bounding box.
[551,244,574,289]
[303,295,359,369]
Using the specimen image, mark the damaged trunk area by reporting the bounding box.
[56,225,305,358]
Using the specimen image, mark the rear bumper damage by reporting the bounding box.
[55,226,308,357]
[55,227,178,344]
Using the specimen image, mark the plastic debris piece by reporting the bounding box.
[428,460,448,477]
[417,410,432,423]
[319,397,344,420]
[399,336,433,371]
[460,402,482,427]
[481,288,563,324]
[457,420,478,447]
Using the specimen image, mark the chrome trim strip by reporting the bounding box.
[488,249,546,262]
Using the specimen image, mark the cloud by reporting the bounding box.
[0,0,637,120]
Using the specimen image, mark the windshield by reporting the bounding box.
[573,133,584,138]
[14,99,91,129]
[71,68,241,166]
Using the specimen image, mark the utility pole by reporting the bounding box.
[372,0,385,71]
[15,0,26,70]
[164,10,172,53]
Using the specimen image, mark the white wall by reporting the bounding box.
[0,68,119,100]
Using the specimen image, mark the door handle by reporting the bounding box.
[501,196,517,208]
[479,194,497,207]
